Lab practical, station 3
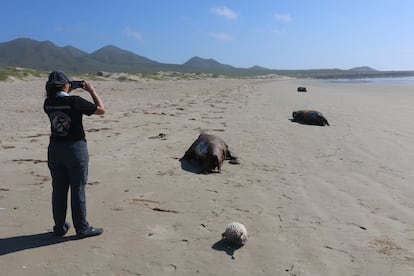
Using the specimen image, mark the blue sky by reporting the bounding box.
[1,0,413,70]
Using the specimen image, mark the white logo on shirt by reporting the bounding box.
[50,111,71,136]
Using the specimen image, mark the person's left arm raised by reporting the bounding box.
[83,81,105,115]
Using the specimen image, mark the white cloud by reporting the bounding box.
[273,13,292,22]
[211,6,238,20]
[123,27,144,43]
[210,32,233,41]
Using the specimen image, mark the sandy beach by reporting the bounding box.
[1,76,414,275]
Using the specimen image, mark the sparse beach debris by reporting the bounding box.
[148,133,167,139]
[11,158,47,164]
[152,207,179,213]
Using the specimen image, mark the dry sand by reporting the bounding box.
[1,76,414,275]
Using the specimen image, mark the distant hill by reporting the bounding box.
[0,38,245,75]
[349,66,378,72]
[89,45,159,66]
[1,38,414,78]
[184,56,233,69]
[0,38,89,72]
[0,38,164,74]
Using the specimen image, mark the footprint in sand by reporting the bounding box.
[146,262,177,274]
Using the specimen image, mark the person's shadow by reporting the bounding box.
[0,232,77,256]
[212,239,243,259]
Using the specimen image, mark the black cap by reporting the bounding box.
[46,71,73,86]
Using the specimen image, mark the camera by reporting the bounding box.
[71,80,84,90]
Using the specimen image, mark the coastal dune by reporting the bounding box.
[1,77,413,275]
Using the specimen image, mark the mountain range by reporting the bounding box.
[0,38,268,76]
[1,38,414,78]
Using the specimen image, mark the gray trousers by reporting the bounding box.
[48,140,90,234]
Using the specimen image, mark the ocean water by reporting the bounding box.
[323,76,414,84]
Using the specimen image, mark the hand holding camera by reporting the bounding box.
[83,81,96,94]
[71,80,85,90]
[71,80,96,94]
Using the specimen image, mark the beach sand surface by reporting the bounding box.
[1,77,414,275]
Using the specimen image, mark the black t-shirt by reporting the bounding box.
[44,95,97,142]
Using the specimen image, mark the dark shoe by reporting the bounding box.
[77,227,103,239]
[53,222,71,237]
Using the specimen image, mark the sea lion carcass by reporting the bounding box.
[292,110,330,126]
[180,132,239,173]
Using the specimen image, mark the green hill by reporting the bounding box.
[1,38,414,78]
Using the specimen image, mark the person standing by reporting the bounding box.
[44,71,105,238]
